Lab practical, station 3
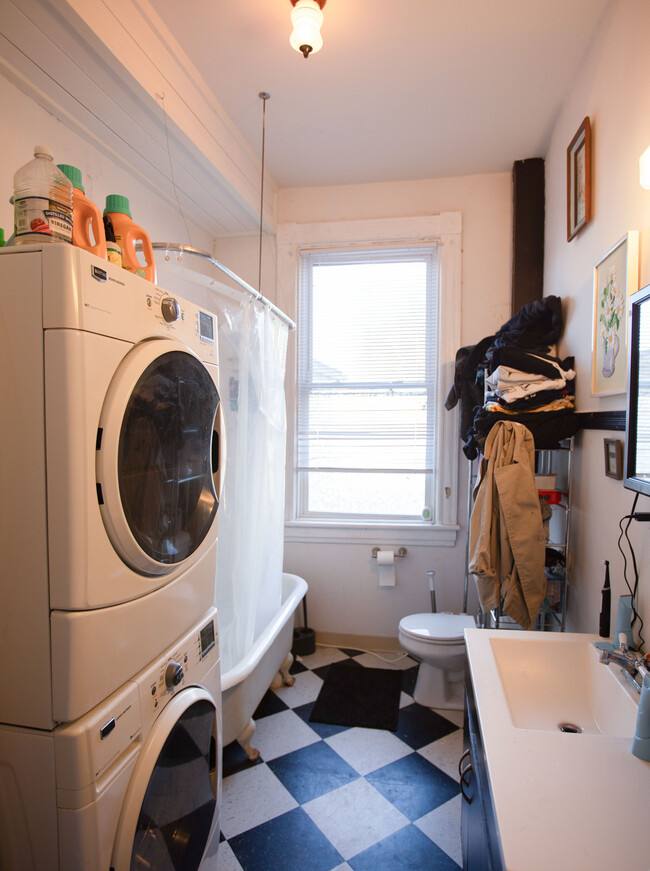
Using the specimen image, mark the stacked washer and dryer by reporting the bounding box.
[0,244,226,870]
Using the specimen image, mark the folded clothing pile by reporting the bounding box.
[445,295,580,459]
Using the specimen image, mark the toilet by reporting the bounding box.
[398,612,476,710]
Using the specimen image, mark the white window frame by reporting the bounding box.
[276,213,461,546]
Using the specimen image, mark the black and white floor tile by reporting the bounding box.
[217,646,464,871]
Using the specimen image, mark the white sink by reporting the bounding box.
[465,630,648,871]
[489,635,638,736]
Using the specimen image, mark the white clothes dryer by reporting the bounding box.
[0,244,225,727]
[0,608,222,871]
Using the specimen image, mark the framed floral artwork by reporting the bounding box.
[592,231,639,395]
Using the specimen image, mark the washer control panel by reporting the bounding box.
[53,607,220,797]
[146,609,218,715]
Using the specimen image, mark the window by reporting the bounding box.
[297,246,437,520]
[277,213,462,543]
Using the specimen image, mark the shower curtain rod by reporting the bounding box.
[152,242,295,331]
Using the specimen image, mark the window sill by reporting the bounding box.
[284,519,459,546]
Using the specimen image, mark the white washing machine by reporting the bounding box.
[0,244,225,727]
[0,607,222,871]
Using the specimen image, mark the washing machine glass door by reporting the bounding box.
[97,338,225,575]
[112,686,220,871]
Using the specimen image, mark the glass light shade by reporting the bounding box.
[640,145,650,190]
[290,0,324,57]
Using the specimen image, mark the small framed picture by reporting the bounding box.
[604,438,623,480]
[592,231,639,395]
[567,117,591,241]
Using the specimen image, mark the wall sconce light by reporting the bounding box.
[640,145,650,190]
[290,0,326,59]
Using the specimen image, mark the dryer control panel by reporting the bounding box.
[38,243,220,365]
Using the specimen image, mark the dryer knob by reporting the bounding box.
[165,661,184,688]
[161,297,180,323]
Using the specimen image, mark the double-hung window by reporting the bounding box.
[278,213,461,541]
[297,246,437,521]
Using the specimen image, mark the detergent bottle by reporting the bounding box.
[58,164,107,259]
[13,146,73,245]
[103,195,155,282]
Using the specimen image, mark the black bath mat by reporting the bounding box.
[309,661,403,731]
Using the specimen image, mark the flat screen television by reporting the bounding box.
[624,282,650,497]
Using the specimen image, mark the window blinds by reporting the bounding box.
[297,246,438,476]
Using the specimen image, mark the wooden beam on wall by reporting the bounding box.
[511,158,545,314]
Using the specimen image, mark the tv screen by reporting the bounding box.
[624,283,650,497]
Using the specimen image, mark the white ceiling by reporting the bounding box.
[153,0,611,190]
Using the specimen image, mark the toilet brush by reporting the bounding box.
[292,595,315,656]
[427,570,437,613]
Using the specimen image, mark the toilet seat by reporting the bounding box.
[399,612,475,644]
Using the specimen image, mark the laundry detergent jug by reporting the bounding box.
[58,165,107,259]
[104,195,155,282]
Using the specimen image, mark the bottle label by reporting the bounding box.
[14,195,73,242]
[106,242,122,267]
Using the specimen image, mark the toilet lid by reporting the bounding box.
[399,612,475,643]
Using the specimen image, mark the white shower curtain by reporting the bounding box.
[214,299,287,674]
[153,255,288,677]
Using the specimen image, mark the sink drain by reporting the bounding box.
[558,722,582,734]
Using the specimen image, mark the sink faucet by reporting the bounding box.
[599,633,650,694]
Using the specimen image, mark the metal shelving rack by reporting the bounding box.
[535,436,574,631]
[471,436,574,632]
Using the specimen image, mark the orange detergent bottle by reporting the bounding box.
[103,194,155,282]
[58,165,107,259]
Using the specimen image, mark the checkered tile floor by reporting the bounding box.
[217,646,464,871]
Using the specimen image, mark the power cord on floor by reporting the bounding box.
[314,642,411,665]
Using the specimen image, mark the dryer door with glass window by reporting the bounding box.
[96,337,225,576]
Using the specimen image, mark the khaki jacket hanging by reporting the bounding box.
[469,420,546,629]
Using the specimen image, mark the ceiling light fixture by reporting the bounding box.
[290,0,326,59]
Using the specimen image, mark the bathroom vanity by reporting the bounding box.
[462,629,649,871]
[460,669,503,871]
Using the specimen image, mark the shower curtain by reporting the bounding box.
[153,255,288,677]
[215,299,287,674]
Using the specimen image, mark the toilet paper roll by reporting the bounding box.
[377,550,395,587]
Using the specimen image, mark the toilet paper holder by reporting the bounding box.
[372,547,407,559]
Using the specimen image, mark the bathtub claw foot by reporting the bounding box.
[280,652,295,686]
[270,652,295,688]
[237,718,260,761]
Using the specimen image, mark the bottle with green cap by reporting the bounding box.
[103,194,155,282]
[58,164,107,259]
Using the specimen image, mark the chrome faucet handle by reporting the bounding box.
[633,653,650,680]
[618,632,628,653]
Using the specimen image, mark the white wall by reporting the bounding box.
[277,174,513,643]
[1,78,213,252]
[544,0,650,642]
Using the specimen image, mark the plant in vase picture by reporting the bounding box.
[599,264,623,378]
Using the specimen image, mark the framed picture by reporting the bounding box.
[567,117,592,241]
[604,438,623,480]
[592,231,639,395]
